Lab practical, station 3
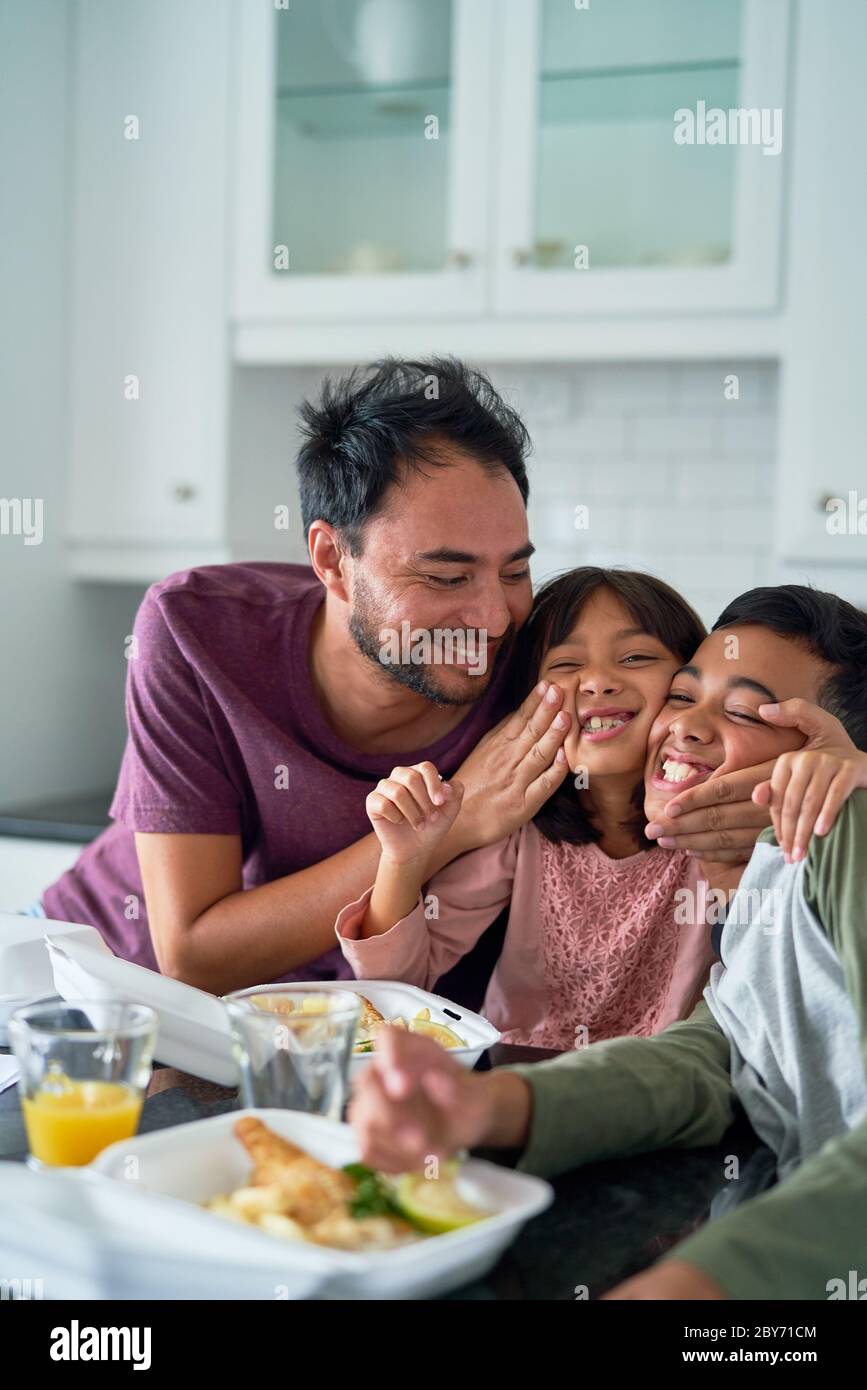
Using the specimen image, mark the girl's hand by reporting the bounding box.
[751,699,867,862]
[366,762,463,865]
[450,681,572,851]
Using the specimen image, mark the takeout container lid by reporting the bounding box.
[46,932,500,1085]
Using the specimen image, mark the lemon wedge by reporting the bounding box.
[408,1018,466,1048]
[394,1170,485,1235]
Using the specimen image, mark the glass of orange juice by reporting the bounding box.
[8,1000,157,1170]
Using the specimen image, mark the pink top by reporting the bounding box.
[335,822,717,1050]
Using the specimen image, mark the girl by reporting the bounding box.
[334,568,717,1049]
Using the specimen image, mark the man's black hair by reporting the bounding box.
[295,356,531,552]
[712,584,867,750]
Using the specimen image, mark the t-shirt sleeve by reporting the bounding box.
[109,588,243,835]
[507,1000,735,1179]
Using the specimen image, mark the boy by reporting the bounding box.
[348,586,867,1299]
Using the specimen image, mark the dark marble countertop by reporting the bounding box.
[0,789,112,842]
[0,1040,764,1299]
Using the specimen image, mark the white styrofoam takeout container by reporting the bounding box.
[235,978,501,1073]
[91,1108,553,1299]
[46,931,501,1085]
[0,1161,324,1300]
[0,914,108,1044]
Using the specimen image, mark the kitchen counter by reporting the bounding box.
[0,1041,766,1299]
[0,789,112,842]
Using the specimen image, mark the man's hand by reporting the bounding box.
[448,681,572,852]
[752,699,867,862]
[645,762,774,863]
[602,1261,726,1300]
[347,1028,531,1171]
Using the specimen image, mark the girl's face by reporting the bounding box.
[538,588,683,780]
[644,625,828,823]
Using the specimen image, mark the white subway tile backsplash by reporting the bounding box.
[718,409,778,455]
[485,361,781,612]
[673,456,774,502]
[671,361,777,412]
[576,363,678,414]
[632,414,716,455]
[542,415,628,455]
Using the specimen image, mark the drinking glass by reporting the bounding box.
[224,986,361,1120]
[9,1000,157,1169]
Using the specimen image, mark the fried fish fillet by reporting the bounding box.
[233,1116,355,1226]
[355,994,386,1044]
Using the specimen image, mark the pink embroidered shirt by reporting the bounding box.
[335,821,717,1050]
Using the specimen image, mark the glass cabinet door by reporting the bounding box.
[234,0,495,322]
[273,0,454,277]
[533,0,741,271]
[495,0,789,315]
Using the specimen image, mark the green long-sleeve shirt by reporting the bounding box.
[504,790,867,1299]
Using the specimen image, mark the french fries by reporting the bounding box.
[204,1117,416,1250]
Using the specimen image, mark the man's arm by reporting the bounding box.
[136,830,380,994]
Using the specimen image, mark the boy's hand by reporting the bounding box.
[602,1261,725,1300]
[347,1028,497,1170]
[751,699,867,862]
[366,762,463,865]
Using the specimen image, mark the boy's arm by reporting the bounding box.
[658,790,867,1299]
[504,1000,735,1179]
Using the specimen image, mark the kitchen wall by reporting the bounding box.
[0,0,141,807]
[230,358,779,628]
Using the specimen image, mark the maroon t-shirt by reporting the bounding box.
[42,563,511,982]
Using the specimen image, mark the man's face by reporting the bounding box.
[644,624,831,822]
[346,448,533,706]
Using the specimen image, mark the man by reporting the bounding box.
[40,357,771,994]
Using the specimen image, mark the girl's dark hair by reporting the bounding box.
[512,568,707,848]
[296,357,531,552]
[712,585,867,750]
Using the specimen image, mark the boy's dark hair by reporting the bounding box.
[712,585,867,751]
[513,568,707,848]
[295,357,531,553]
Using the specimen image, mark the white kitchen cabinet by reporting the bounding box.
[233,0,790,361]
[773,0,867,567]
[66,0,236,581]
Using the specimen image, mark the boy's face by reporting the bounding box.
[644,625,832,823]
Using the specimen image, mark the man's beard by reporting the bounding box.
[348,581,513,708]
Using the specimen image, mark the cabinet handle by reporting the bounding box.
[172,484,197,503]
[445,250,473,269]
[512,248,531,267]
